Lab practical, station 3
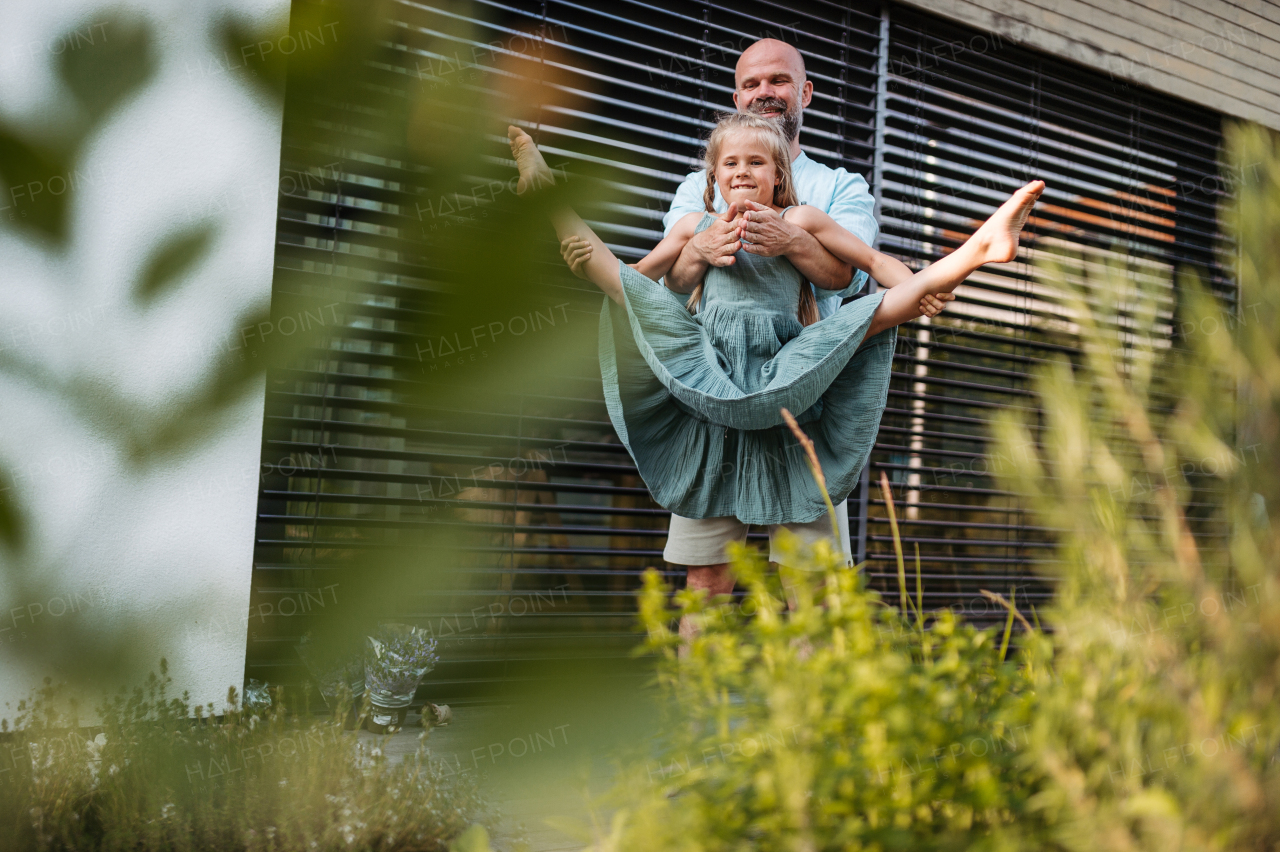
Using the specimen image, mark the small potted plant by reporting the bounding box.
[364,623,438,733]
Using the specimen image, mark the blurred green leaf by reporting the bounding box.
[119,302,299,466]
[448,824,493,852]
[0,128,73,243]
[0,477,24,553]
[215,14,290,102]
[56,13,154,127]
[134,224,215,303]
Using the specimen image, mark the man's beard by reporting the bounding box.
[748,96,801,142]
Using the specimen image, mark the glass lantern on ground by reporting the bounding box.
[364,624,439,731]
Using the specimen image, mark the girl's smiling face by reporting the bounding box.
[714,130,780,211]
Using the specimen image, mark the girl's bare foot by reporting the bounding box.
[970,179,1045,264]
[507,125,556,195]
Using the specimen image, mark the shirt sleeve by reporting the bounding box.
[821,168,878,300]
[664,170,710,237]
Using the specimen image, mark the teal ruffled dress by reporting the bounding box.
[599,211,897,525]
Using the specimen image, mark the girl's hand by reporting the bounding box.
[560,235,593,279]
[919,292,954,317]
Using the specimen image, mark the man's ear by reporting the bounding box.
[732,89,741,110]
[800,79,813,109]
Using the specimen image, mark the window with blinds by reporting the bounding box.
[868,6,1232,626]
[245,0,1232,700]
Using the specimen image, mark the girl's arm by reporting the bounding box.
[633,212,703,285]
[783,205,954,316]
[784,206,913,287]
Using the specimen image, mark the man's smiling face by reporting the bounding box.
[732,39,813,145]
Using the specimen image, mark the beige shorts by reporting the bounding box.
[663,500,852,568]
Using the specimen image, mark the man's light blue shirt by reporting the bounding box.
[662,151,878,319]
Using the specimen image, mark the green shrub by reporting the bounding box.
[983,120,1280,851]
[0,660,490,851]
[596,535,1047,852]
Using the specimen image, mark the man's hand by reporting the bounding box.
[689,202,742,268]
[739,200,799,258]
[736,199,851,290]
[920,293,954,317]
[559,235,593,279]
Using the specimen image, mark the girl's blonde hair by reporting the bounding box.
[686,112,818,326]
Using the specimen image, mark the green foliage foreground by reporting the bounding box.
[0,662,489,851]
[1,16,1277,843]
[569,123,1280,851]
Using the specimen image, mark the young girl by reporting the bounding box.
[506,114,1043,530]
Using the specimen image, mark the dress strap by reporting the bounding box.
[693,210,719,234]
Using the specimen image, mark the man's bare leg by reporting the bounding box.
[862,180,1045,339]
[679,562,735,658]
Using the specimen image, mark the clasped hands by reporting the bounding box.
[688,200,788,267]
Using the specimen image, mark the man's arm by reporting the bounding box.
[781,223,853,291]
[738,203,854,290]
[665,231,711,295]
[822,169,878,298]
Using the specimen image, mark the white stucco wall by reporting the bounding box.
[896,0,1280,131]
[0,0,289,713]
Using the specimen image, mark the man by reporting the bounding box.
[659,38,948,635]
[663,39,874,316]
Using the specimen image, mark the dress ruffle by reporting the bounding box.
[599,261,897,525]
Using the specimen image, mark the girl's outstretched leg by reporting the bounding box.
[862,180,1045,339]
[508,126,624,302]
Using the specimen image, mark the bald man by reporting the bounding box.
[660,39,879,621]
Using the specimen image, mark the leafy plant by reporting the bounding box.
[296,631,367,711]
[0,660,490,851]
[982,120,1280,851]
[577,510,1046,851]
